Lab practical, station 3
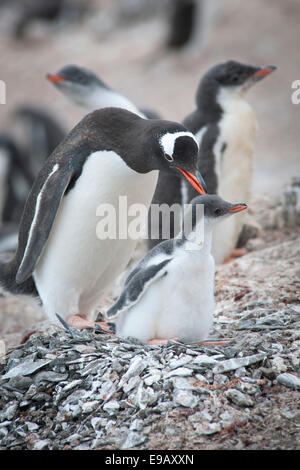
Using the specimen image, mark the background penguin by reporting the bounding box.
[0,107,206,329]
[106,194,247,344]
[0,134,33,226]
[12,105,66,179]
[46,64,161,119]
[149,60,276,263]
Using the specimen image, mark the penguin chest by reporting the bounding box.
[215,100,257,202]
[34,150,158,316]
[211,101,257,264]
[157,251,215,341]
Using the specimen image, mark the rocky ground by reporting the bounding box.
[0,179,299,451]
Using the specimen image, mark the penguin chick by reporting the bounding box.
[46,64,160,119]
[0,107,206,326]
[106,194,247,344]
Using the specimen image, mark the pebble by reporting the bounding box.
[173,390,199,408]
[194,421,221,435]
[103,400,120,415]
[165,367,193,379]
[277,373,300,390]
[2,359,51,379]
[212,353,266,374]
[271,357,287,373]
[121,431,146,449]
[224,389,254,407]
[33,440,50,450]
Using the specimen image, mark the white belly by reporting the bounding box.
[34,151,158,322]
[116,250,215,343]
[212,98,257,263]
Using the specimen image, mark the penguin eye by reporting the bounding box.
[214,208,222,216]
[164,153,174,162]
[231,74,240,83]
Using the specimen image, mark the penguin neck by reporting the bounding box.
[216,86,249,114]
[85,86,144,117]
[195,79,223,122]
[181,221,214,255]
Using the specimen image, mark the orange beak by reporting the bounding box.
[228,203,248,213]
[46,73,65,83]
[251,66,277,78]
[177,167,207,195]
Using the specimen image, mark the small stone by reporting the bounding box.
[121,356,148,383]
[121,431,146,449]
[234,367,248,378]
[165,367,193,379]
[26,422,39,432]
[123,376,141,394]
[7,376,33,390]
[2,359,51,379]
[193,354,219,367]
[136,384,158,409]
[144,374,161,386]
[236,381,259,395]
[260,367,276,379]
[194,421,221,435]
[103,400,120,415]
[129,419,143,431]
[82,401,99,413]
[91,417,107,430]
[212,354,266,374]
[169,356,192,369]
[2,403,18,420]
[224,389,254,407]
[277,373,300,390]
[173,389,199,408]
[271,357,287,373]
[34,371,68,384]
[33,440,50,450]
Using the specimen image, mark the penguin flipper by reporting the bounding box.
[15,163,73,284]
[106,258,171,319]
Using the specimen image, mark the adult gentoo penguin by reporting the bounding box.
[46,64,160,119]
[106,194,247,344]
[149,60,276,262]
[0,107,206,327]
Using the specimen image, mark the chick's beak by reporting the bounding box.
[177,167,207,194]
[46,73,65,83]
[251,65,277,79]
[228,203,248,213]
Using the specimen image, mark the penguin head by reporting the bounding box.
[183,194,248,233]
[156,127,207,194]
[46,64,109,106]
[196,61,276,109]
[201,195,248,224]
[203,60,277,92]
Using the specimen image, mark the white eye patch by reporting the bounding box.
[159,131,198,158]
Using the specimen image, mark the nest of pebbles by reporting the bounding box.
[0,183,299,450]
